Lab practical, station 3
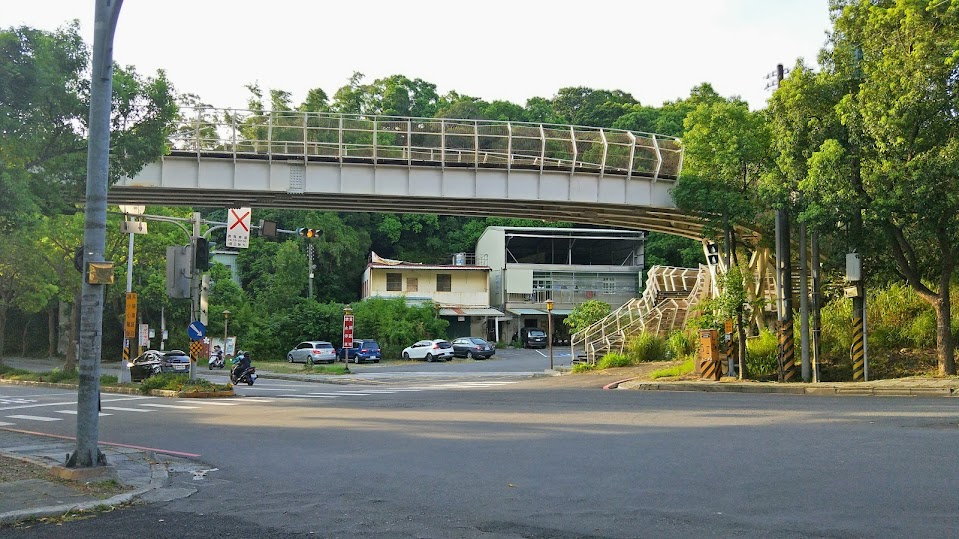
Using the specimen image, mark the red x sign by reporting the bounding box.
[226,207,251,248]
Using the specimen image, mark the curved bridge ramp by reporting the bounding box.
[570,266,710,364]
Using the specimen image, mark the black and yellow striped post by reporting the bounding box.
[122,337,131,365]
[778,319,797,382]
[851,312,865,382]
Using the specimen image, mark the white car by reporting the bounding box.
[287,341,337,364]
[402,339,454,362]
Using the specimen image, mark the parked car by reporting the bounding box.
[339,339,382,363]
[402,339,454,362]
[451,337,495,359]
[520,328,548,349]
[129,349,191,382]
[287,341,337,364]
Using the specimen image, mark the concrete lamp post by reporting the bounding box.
[545,299,554,371]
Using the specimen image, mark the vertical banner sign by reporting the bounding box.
[125,293,137,338]
[139,323,149,347]
[343,313,354,350]
[226,207,252,248]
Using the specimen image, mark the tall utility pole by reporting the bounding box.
[69,0,123,469]
[770,63,797,382]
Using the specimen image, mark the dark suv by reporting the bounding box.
[521,328,548,349]
[339,339,382,363]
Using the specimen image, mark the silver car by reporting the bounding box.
[287,341,337,364]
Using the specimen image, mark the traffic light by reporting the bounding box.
[296,227,319,238]
[195,237,210,271]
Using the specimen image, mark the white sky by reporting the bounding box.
[6,1,832,112]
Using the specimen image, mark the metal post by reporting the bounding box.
[190,212,201,381]
[119,228,134,383]
[545,299,554,370]
[811,231,821,382]
[70,0,123,470]
[222,310,231,353]
[800,222,810,382]
[307,242,315,299]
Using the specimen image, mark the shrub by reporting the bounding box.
[650,358,695,379]
[665,331,694,359]
[626,332,668,363]
[597,352,632,369]
[571,362,597,373]
[745,329,778,377]
[564,300,612,334]
[138,373,190,394]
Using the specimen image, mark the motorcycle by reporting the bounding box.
[230,351,256,386]
[208,351,225,370]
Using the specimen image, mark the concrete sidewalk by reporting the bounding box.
[0,428,198,525]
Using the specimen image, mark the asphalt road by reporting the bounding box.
[2,368,958,537]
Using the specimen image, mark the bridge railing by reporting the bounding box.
[171,107,683,180]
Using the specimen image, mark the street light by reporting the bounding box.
[222,310,231,355]
[545,299,554,371]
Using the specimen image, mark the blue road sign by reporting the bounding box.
[187,320,206,340]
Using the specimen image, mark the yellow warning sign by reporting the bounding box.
[124,293,137,338]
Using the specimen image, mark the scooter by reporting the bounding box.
[229,351,256,385]
[208,352,225,370]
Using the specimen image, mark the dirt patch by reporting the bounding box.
[0,454,45,483]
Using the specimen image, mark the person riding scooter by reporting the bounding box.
[209,345,225,369]
[230,350,254,384]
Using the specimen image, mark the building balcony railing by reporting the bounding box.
[506,289,637,307]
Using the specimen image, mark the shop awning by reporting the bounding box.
[507,308,546,315]
[550,309,574,316]
[438,307,506,317]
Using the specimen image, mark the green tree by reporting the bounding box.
[564,300,612,335]
[780,0,959,375]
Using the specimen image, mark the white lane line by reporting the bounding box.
[0,421,14,426]
[101,396,154,402]
[7,415,62,422]
[278,394,336,399]
[0,401,78,412]
[306,392,371,396]
[187,400,239,406]
[238,397,274,402]
[230,388,290,392]
[101,406,154,413]
[54,410,112,416]
[139,403,200,410]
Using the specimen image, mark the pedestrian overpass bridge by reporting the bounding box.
[110,107,709,239]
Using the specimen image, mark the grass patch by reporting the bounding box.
[626,333,669,362]
[597,352,633,369]
[746,329,779,377]
[310,364,351,375]
[137,373,230,394]
[571,362,597,373]
[650,358,696,379]
[0,366,121,387]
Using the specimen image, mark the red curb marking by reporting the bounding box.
[603,378,636,390]
[0,426,201,458]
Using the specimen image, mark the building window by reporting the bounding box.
[386,273,402,291]
[406,277,418,292]
[602,276,616,295]
[437,273,452,292]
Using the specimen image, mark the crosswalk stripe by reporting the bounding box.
[101,406,154,413]
[278,394,335,399]
[7,415,62,422]
[240,397,274,402]
[187,400,239,406]
[139,403,200,410]
[54,410,112,416]
[0,421,16,426]
[306,392,370,396]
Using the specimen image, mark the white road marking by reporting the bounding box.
[278,394,335,399]
[187,400,239,406]
[306,392,371,396]
[230,388,290,392]
[139,403,200,410]
[54,410,112,416]
[0,421,16,426]
[101,406,154,413]
[0,401,78,411]
[7,415,62,422]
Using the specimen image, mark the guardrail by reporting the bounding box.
[171,107,684,180]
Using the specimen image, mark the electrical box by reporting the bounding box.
[86,262,115,285]
[698,329,721,380]
[846,253,862,281]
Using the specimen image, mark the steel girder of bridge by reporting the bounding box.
[110,107,708,239]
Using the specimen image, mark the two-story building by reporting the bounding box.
[360,252,504,339]
[475,227,645,343]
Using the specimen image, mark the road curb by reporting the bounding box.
[621,381,958,396]
[0,379,234,398]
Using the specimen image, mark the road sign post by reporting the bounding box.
[187,320,206,381]
[342,306,354,363]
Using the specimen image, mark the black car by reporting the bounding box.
[129,349,191,382]
[451,337,495,359]
[520,328,548,349]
